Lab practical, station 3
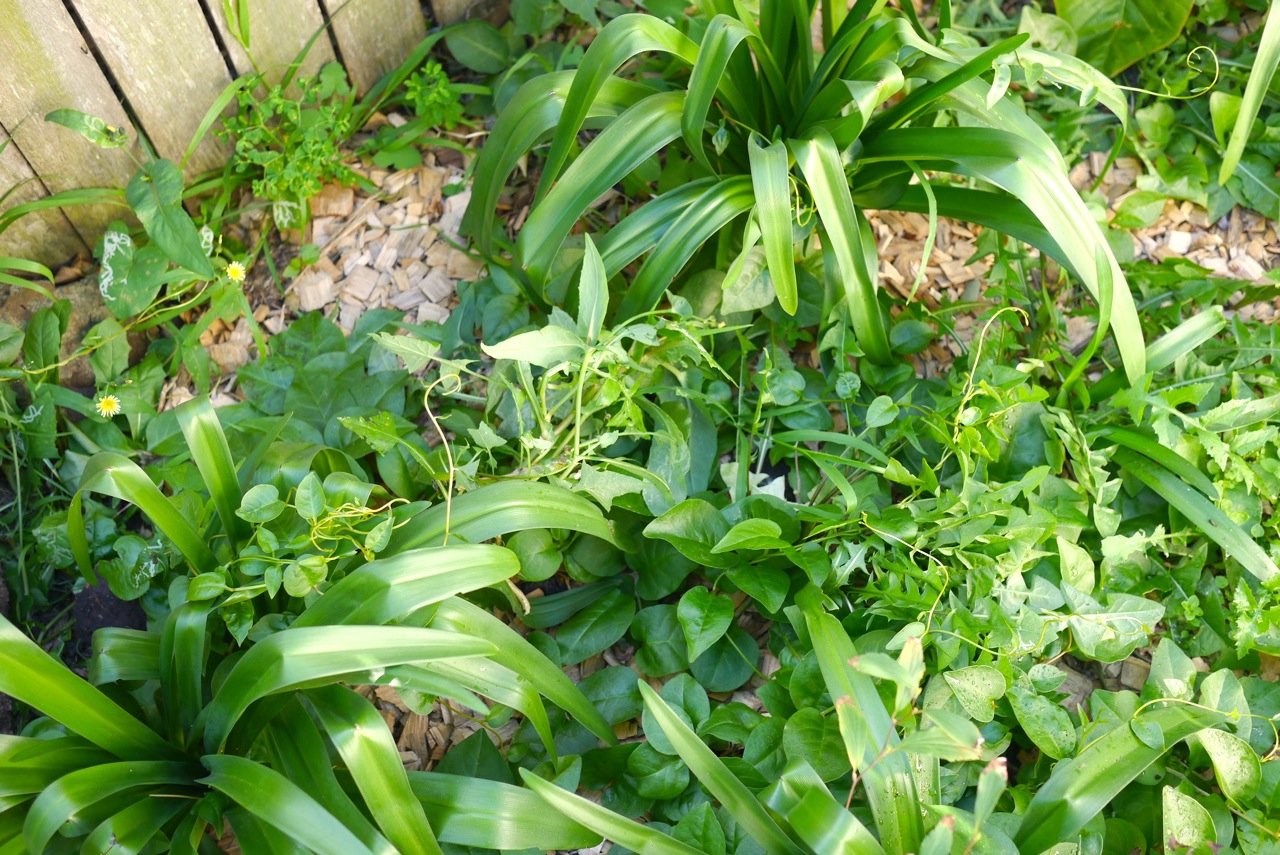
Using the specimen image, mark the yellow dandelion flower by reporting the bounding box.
[226,261,247,284]
[95,394,122,418]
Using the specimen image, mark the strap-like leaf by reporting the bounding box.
[748,134,798,315]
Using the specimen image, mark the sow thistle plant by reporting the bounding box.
[466,0,1147,384]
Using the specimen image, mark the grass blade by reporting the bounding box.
[638,681,804,854]
[199,755,380,855]
[201,626,494,751]
[1097,426,1218,499]
[1014,705,1228,852]
[748,134,798,315]
[519,768,700,855]
[1112,448,1279,584]
[384,481,614,554]
[429,597,617,745]
[518,91,686,286]
[293,544,519,627]
[410,771,600,851]
[790,129,891,362]
[304,685,443,855]
[176,396,249,551]
[1220,4,1280,183]
[0,614,178,760]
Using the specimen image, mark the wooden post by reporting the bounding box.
[206,0,336,86]
[68,0,234,174]
[328,0,427,94]
[0,0,139,253]
[0,126,88,266]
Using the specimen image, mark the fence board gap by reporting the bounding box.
[68,0,234,175]
[206,0,335,87]
[0,127,88,266]
[0,0,139,254]
[327,0,427,94]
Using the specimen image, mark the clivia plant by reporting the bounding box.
[466,0,1148,385]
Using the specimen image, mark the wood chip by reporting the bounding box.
[418,267,454,302]
[342,266,380,303]
[311,184,355,218]
[293,271,333,312]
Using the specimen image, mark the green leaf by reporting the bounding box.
[865,396,898,428]
[1162,786,1214,850]
[295,472,325,521]
[633,605,691,677]
[673,802,726,855]
[1198,729,1260,803]
[96,226,168,318]
[644,499,732,567]
[942,666,1006,723]
[1007,684,1075,760]
[339,411,403,454]
[45,109,129,147]
[519,768,698,854]
[712,518,788,553]
[782,708,851,781]
[1055,0,1195,75]
[1111,190,1167,230]
[237,483,286,523]
[790,129,890,363]
[125,160,215,278]
[677,586,735,662]
[482,325,586,367]
[85,318,129,383]
[444,20,510,73]
[577,235,607,343]
[689,623,758,692]
[555,587,635,666]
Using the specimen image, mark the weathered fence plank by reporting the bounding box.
[207,0,335,85]
[0,127,88,265]
[69,0,234,174]
[329,0,427,93]
[0,0,138,250]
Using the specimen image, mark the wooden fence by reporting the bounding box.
[0,0,432,266]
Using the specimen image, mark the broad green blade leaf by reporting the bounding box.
[410,771,600,851]
[762,760,886,855]
[790,129,891,363]
[1112,448,1279,584]
[420,657,555,757]
[385,482,614,554]
[176,396,248,550]
[89,628,162,684]
[535,14,698,201]
[304,686,443,855]
[1091,306,1225,399]
[594,178,718,279]
[518,91,686,286]
[429,597,617,745]
[263,699,390,852]
[1097,426,1217,499]
[859,126,1144,383]
[519,768,701,855]
[224,806,313,855]
[1221,5,1280,183]
[160,602,211,749]
[1014,705,1228,852]
[617,176,756,320]
[0,736,113,806]
[0,614,178,760]
[462,72,654,257]
[748,134,798,315]
[24,761,200,853]
[293,544,519,628]
[70,452,218,577]
[682,15,752,170]
[201,626,495,752]
[199,756,379,855]
[82,795,188,855]
[638,682,804,855]
[799,593,922,852]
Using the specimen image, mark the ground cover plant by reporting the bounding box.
[2,0,1280,852]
